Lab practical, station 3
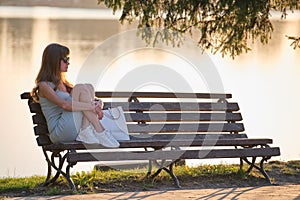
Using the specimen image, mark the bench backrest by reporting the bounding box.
[21,92,245,146]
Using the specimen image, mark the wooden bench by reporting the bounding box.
[20,91,280,190]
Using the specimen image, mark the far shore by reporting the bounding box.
[0,0,105,9]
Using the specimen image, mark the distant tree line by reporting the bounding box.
[98,0,300,58]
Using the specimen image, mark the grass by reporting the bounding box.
[0,176,45,195]
[0,160,299,198]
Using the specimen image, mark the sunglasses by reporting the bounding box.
[61,57,70,64]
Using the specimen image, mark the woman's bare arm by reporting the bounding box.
[38,82,95,112]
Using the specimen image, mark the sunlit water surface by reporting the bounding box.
[0,6,299,177]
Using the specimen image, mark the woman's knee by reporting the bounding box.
[73,84,90,93]
[72,84,91,100]
[74,83,86,89]
[84,83,94,95]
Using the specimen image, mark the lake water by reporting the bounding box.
[0,6,300,177]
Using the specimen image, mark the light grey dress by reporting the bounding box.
[38,82,83,143]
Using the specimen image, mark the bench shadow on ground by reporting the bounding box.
[84,170,300,199]
[72,184,300,200]
[121,187,261,199]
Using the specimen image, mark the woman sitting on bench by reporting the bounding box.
[31,43,119,148]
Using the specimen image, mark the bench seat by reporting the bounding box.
[68,147,280,163]
[43,137,275,151]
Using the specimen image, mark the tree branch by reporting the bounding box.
[98,0,300,59]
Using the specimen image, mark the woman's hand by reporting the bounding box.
[94,100,103,120]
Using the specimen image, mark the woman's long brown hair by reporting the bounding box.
[31,43,73,102]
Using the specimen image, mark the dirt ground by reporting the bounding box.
[9,184,300,200]
[4,160,299,199]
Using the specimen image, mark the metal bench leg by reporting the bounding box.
[241,157,257,173]
[259,157,271,184]
[239,158,243,171]
[162,163,181,188]
[242,156,272,184]
[150,160,181,188]
[42,149,61,186]
[42,149,53,186]
[65,162,76,190]
[51,152,76,190]
[144,147,153,177]
[42,149,77,190]
[149,159,165,178]
[146,160,153,176]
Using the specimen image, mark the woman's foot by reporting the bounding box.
[94,129,120,148]
[76,124,99,144]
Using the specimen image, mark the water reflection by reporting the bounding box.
[0,13,131,177]
[0,18,33,69]
[0,7,299,177]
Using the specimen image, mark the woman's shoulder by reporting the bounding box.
[38,81,55,88]
[38,82,56,97]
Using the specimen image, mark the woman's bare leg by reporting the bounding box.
[80,84,94,129]
[71,84,104,132]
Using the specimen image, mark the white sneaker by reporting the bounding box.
[104,130,120,146]
[94,129,120,148]
[76,124,99,144]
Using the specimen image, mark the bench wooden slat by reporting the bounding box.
[36,135,52,146]
[130,133,248,140]
[43,133,248,150]
[34,125,49,135]
[103,102,239,112]
[20,92,31,99]
[21,92,232,100]
[95,92,232,99]
[43,138,273,150]
[33,122,245,135]
[32,113,243,125]
[28,102,239,114]
[40,133,249,148]
[122,138,273,148]
[32,114,47,125]
[127,123,245,133]
[67,147,281,162]
[29,102,43,114]
[126,112,242,122]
